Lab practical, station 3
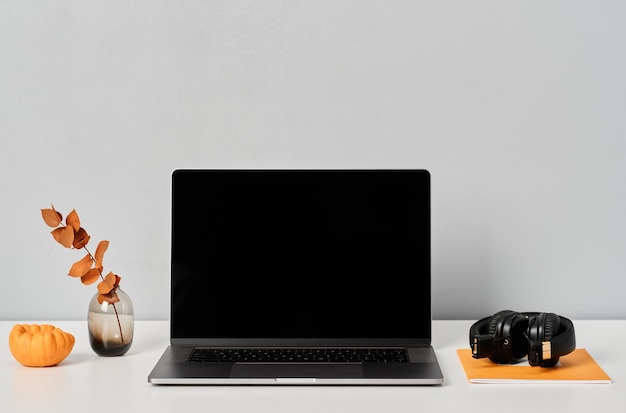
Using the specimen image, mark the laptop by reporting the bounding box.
[148,169,443,385]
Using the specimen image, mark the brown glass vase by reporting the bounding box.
[87,287,134,356]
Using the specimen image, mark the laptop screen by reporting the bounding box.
[171,169,431,342]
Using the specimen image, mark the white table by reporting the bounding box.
[1,320,623,413]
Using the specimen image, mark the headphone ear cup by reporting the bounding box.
[540,313,561,367]
[527,313,545,341]
[488,311,528,364]
[527,312,561,367]
[543,313,560,341]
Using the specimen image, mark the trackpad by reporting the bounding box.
[230,363,363,378]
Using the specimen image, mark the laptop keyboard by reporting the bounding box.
[187,348,409,363]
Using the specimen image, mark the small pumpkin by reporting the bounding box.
[8,324,75,367]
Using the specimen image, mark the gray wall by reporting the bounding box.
[1,1,624,321]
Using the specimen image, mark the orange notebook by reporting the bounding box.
[457,348,612,384]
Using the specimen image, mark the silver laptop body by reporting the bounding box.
[148,169,443,385]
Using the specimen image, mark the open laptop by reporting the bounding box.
[148,169,443,385]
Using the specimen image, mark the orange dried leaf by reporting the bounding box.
[68,254,93,277]
[72,227,90,249]
[94,240,109,267]
[97,272,120,294]
[97,282,112,295]
[81,267,101,285]
[104,272,117,284]
[97,274,113,294]
[66,209,81,232]
[41,208,62,228]
[51,226,74,248]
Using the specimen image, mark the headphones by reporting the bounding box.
[469,310,576,367]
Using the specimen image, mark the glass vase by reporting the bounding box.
[87,287,134,356]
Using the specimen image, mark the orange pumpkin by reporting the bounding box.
[8,324,75,367]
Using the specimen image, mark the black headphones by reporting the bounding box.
[469,310,576,367]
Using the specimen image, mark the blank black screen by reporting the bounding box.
[171,169,431,340]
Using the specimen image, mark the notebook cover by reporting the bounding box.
[456,348,612,384]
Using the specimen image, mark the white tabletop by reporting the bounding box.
[1,320,623,413]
